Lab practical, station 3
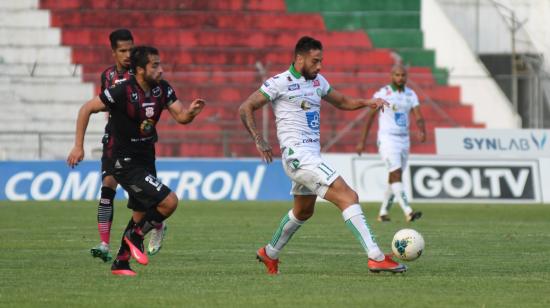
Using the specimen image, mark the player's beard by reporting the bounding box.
[302,69,318,80]
[144,73,161,87]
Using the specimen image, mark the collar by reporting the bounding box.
[289,63,302,79]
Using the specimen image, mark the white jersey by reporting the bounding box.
[374,85,419,136]
[260,64,331,152]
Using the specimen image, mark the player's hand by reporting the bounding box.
[367,98,389,112]
[355,143,364,156]
[67,146,84,168]
[188,98,205,116]
[255,137,273,163]
[417,131,427,143]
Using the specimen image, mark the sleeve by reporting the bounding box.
[373,87,385,99]
[162,80,178,107]
[318,74,331,97]
[410,90,420,108]
[100,72,107,93]
[99,82,127,109]
[259,76,281,101]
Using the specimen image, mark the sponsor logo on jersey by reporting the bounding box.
[152,86,161,97]
[302,138,319,144]
[167,86,174,97]
[316,88,322,97]
[288,84,300,91]
[113,78,126,86]
[131,92,138,102]
[145,107,155,118]
[287,76,292,82]
[306,111,320,131]
[313,79,320,87]
[300,100,311,110]
[263,81,270,87]
[140,119,156,135]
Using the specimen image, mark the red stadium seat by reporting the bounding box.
[40,0,481,157]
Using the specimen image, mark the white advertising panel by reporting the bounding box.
[324,154,546,204]
[435,128,550,158]
[408,158,542,203]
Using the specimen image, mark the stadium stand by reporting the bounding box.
[0,0,101,159]
[0,0,482,159]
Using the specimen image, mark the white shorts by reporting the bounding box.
[377,133,410,172]
[281,146,339,198]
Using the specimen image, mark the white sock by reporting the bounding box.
[342,204,384,261]
[391,182,413,216]
[265,209,304,259]
[379,186,395,216]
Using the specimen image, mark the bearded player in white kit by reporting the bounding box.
[356,64,426,222]
[239,36,407,275]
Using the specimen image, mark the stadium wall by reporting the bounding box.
[421,0,521,128]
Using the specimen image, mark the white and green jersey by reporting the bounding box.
[260,64,331,151]
[374,84,419,136]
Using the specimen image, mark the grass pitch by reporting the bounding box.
[1,201,549,307]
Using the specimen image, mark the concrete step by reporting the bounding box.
[0,0,38,9]
[0,102,83,120]
[4,82,93,102]
[0,63,82,77]
[0,115,105,132]
[0,9,50,27]
[4,75,85,84]
[0,46,73,64]
[0,28,61,46]
[0,132,105,160]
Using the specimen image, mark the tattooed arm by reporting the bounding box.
[238,90,273,163]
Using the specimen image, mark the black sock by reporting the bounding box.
[116,218,135,261]
[134,207,167,237]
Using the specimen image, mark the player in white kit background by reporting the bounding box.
[356,64,426,222]
[239,36,407,275]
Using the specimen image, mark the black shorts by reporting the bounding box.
[101,158,115,179]
[111,158,171,212]
[101,133,115,179]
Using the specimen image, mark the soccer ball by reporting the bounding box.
[391,228,425,261]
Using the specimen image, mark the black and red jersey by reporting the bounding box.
[99,77,178,163]
[100,65,133,92]
[99,65,134,160]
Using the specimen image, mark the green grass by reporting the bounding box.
[1,201,549,307]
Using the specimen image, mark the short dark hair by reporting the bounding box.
[130,46,159,72]
[294,36,323,56]
[109,28,134,50]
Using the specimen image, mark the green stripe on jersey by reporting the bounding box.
[259,89,271,101]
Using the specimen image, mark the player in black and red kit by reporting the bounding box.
[89,29,135,263]
[68,46,205,275]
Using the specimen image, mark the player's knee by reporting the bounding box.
[102,175,118,190]
[389,169,402,182]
